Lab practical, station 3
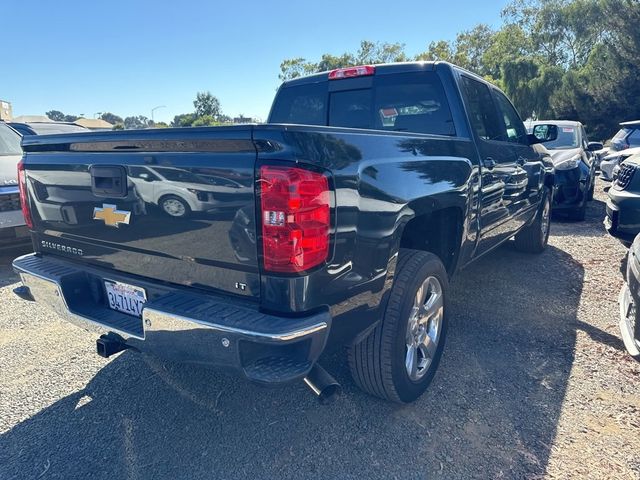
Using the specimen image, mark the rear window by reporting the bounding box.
[27,123,89,135]
[270,72,455,136]
[0,123,21,155]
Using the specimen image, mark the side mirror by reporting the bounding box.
[587,141,604,152]
[531,124,559,144]
[139,173,153,182]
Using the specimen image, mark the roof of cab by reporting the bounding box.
[281,61,441,87]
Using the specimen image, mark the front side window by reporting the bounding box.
[460,76,502,141]
[493,91,528,145]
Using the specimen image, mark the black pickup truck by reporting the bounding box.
[13,62,555,403]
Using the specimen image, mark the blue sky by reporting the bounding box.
[3,0,509,124]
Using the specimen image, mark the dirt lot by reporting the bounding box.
[1,179,638,480]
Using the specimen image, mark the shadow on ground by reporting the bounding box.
[0,237,602,480]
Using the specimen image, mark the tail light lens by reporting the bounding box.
[17,160,33,228]
[260,165,330,273]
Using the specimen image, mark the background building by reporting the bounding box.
[0,100,13,121]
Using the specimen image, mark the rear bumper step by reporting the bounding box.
[13,253,331,383]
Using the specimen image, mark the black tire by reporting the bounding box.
[567,199,587,221]
[587,179,595,201]
[515,189,551,253]
[348,249,449,403]
[160,195,191,218]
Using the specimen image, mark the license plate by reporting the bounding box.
[105,280,147,317]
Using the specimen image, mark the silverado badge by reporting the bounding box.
[93,204,131,227]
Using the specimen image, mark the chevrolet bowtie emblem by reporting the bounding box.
[93,204,131,227]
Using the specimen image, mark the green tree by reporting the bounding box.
[123,115,150,129]
[194,91,221,118]
[279,41,409,81]
[415,40,455,62]
[45,110,65,121]
[171,113,196,127]
[100,112,123,125]
[191,115,219,127]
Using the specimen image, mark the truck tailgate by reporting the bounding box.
[21,127,260,298]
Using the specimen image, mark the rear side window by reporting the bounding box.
[270,71,455,136]
[372,73,454,135]
[460,76,502,141]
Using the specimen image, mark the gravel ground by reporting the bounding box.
[1,178,638,480]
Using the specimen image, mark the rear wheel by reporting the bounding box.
[348,249,448,403]
[515,189,551,253]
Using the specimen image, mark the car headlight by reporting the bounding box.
[612,164,621,180]
[554,155,581,170]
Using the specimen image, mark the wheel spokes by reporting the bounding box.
[419,335,437,360]
[406,344,418,379]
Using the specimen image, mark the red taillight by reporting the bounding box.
[17,160,33,229]
[260,166,330,273]
[328,65,375,80]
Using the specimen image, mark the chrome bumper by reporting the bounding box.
[13,253,331,382]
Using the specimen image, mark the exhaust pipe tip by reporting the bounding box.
[304,364,342,405]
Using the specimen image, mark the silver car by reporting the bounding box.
[0,122,28,245]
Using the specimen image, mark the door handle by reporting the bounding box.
[483,157,496,170]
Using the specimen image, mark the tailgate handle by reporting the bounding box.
[90,165,127,197]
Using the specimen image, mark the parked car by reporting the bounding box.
[601,147,640,181]
[619,232,640,359]
[12,62,556,404]
[527,120,601,221]
[592,145,610,170]
[0,122,28,246]
[610,120,640,152]
[9,121,89,136]
[128,165,250,217]
[605,152,640,245]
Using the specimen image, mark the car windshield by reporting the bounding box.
[0,123,22,155]
[26,123,89,135]
[612,128,631,142]
[540,125,578,149]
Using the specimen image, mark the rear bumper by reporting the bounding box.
[0,209,29,247]
[13,253,331,384]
